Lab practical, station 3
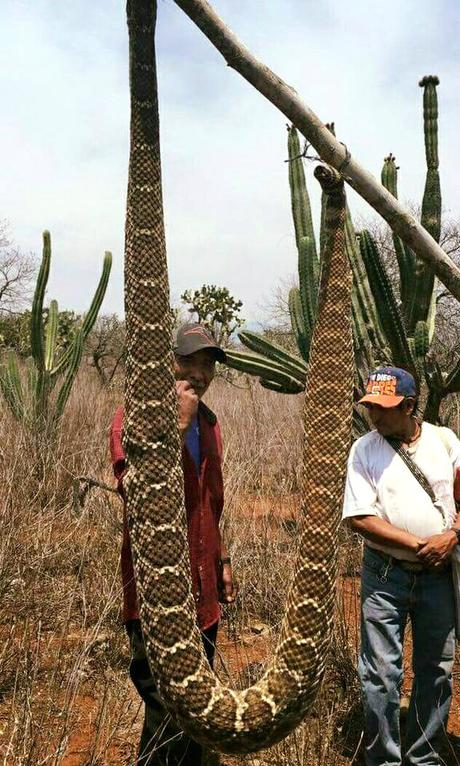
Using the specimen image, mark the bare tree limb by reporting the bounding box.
[173,0,460,301]
[0,221,36,313]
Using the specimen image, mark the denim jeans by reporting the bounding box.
[126,620,219,766]
[359,547,456,766]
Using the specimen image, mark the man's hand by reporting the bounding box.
[416,530,457,567]
[219,562,238,604]
[176,380,198,439]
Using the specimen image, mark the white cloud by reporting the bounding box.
[0,0,458,322]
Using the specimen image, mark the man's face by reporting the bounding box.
[364,398,415,438]
[173,349,216,398]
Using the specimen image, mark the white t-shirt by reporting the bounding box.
[342,423,460,560]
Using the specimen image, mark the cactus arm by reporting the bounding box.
[297,236,318,331]
[44,300,59,372]
[224,349,306,390]
[380,154,416,318]
[260,378,304,395]
[51,251,112,376]
[408,76,441,332]
[288,286,311,362]
[358,230,415,375]
[237,330,307,378]
[345,210,387,352]
[420,75,441,242]
[414,320,429,360]
[287,126,319,332]
[351,298,375,375]
[413,319,430,381]
[53,329,84,424]
[30,231,51,371]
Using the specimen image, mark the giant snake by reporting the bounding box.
[122,0,353,754]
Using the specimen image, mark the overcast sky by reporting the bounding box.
[1,0,459,323]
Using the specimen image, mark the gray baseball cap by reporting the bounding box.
[173,322,226,363]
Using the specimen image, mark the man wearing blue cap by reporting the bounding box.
[343,367,460,766]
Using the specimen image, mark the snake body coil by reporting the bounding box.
[123,0,353,754]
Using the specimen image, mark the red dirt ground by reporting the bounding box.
[4,496,460,763]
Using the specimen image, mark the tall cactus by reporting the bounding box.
[226,75,460,425]
[381,154,416,317]
[0,231,112,432]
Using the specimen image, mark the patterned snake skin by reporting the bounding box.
[123,0,353,754]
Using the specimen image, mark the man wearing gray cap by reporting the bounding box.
[110,322,237,765]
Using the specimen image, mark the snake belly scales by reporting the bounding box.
[122,0,353,754]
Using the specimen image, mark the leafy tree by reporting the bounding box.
[181,284,243,346]
[0,308,80,357]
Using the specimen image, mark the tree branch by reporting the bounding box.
[173,0,460,301]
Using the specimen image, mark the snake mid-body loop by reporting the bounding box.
[123,0,353,754]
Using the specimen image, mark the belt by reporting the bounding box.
[371,548,451,574]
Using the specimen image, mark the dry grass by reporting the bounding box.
[0,366,364,765]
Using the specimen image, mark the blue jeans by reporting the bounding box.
[359,547,456,766]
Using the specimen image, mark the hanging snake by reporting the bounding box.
[122,0,353,755]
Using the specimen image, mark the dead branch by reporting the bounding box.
[172,0,460,301]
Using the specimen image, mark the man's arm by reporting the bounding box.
[343,440,425,554]
[218,536,238,604]
[416,510,460,566]
[348,515,425,554]
[415,429,460,566]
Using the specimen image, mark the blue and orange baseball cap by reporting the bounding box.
[358,366,417,408]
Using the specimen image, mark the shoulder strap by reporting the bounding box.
[385,436,437,504]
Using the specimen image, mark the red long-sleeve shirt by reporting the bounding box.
[110,402,224,630]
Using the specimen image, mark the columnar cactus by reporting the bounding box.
[226,75,460,425]
[0,231,112,431]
